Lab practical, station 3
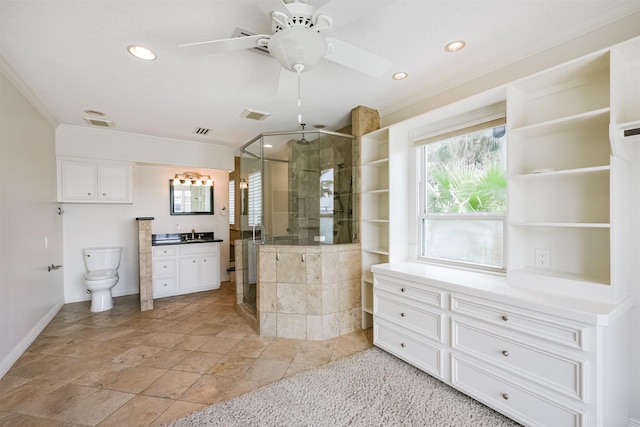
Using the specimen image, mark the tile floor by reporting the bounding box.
[0,281,373,426]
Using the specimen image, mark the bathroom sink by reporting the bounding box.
[184,239,208,243]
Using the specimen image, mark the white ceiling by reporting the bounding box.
[1,0,639,150]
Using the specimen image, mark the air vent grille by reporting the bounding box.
[241,108,270,121]
[83,117,114,127]
[193,127,211,135]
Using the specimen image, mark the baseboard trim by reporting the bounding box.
[628,416,640,427]
[0,300,64,379]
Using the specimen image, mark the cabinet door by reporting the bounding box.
[98,164,131,201]
[179,256,201,291]
[60,161,97,201]
[201,253,220,289]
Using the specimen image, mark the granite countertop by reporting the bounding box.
[152,232,222,246]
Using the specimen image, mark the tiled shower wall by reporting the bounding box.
[257,243,362,341]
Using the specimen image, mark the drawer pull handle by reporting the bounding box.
[400,312,406,317]
[502,393,509,400]
[400,288,406,293]
[501,315,509,321]
[400,343,406,348]
[502,350,509,357]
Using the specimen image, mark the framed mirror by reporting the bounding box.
[170,181,214,215]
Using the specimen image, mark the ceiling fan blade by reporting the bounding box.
[313,0,391,29]
[179,34,270,55]
[325,37,393,78]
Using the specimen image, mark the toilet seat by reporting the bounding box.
[84,269,118,281]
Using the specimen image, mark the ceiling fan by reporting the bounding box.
[178,0,394,78]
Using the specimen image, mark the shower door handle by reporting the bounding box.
[252,225,266,245]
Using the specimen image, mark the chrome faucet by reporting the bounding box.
[191,229,195,240]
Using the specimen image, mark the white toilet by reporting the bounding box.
[83,247,122,312]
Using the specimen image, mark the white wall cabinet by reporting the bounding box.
[152,242,220,298]
[373,262,631,427]
[57,158,133,203]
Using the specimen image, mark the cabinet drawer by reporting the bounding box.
[153,259,176,275]
[374,276,444,309]
[452,318,584,401]
[374,319,443,379]
[179,243,218,256]
[450,294,586,350]
[152,246,178,257]
[451,354,584,427]
[374,292,443,342]
[152,276,177,297]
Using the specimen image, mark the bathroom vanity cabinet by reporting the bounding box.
[57,158,133,203]
[152,242,220,298]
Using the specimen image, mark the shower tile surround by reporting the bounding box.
[257,244,362,341]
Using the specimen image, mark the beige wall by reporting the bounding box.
[0,68,64,377]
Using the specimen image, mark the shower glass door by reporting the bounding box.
[239,136,263,312]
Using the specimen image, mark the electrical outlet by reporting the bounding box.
[535,248,550,268]
[175,222,181,230]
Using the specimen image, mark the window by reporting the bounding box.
[247,171,262,227]
[228,180,235,225]
[418,121,507,271]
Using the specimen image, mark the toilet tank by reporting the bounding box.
[83,247,122,272]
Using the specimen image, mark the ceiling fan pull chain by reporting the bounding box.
[294,63,305,124]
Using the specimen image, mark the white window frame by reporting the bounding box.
[247,171,262,227]
[228,179,235,225]
[416,119,507,273]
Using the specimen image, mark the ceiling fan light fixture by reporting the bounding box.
[268,27,327,72]
[444,40,466,53]
[127,45,157,61]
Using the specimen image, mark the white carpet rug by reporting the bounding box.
[165,347,521,427]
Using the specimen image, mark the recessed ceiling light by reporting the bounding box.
[83,109,105,116]
[392,72,408,80]
[263,144,273,148]
[444,40,466,53]
[313,124,326,129]
[127,45,157,61]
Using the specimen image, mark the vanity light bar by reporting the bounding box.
[172,173,214,186]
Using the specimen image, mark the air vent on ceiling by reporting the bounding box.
[241,108,270,121]
[232,27,270,55]
[193,127,211,135]
[84,117,114,127]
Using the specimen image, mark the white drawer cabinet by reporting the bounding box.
[372,262,631,427]
[152,242,220,298]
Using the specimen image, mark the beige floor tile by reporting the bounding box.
[83,342,137,362]
[142,331,186,348]
[187,323,227,337]
[70,361,130,388]
[206,355,255,378]
[172,351,223,374]
[197,336,240,354]
[98,395,173,427]
[0,412,69,426]
[139,348,191,369]
[215,323,254,339]
[111,345,164,365]
[104,366,167,394]
[226,338,269,357]
[0,375,32,395]
[292,343,334,365]
[143,319,180,332]
[226,378,268,399]
[16,383,99,418]
[55,389,134,426]
[260,338,303,361]
[149,400,206,427]
[178,375,236,405]
[242,358,290,383]
[170,334,211,351]
[283,362,321,378]
[141,370,202,400]
[0,379,66,412]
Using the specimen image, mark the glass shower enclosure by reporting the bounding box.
[238,129,358,312]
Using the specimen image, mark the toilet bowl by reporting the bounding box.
[83,247,122,312]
